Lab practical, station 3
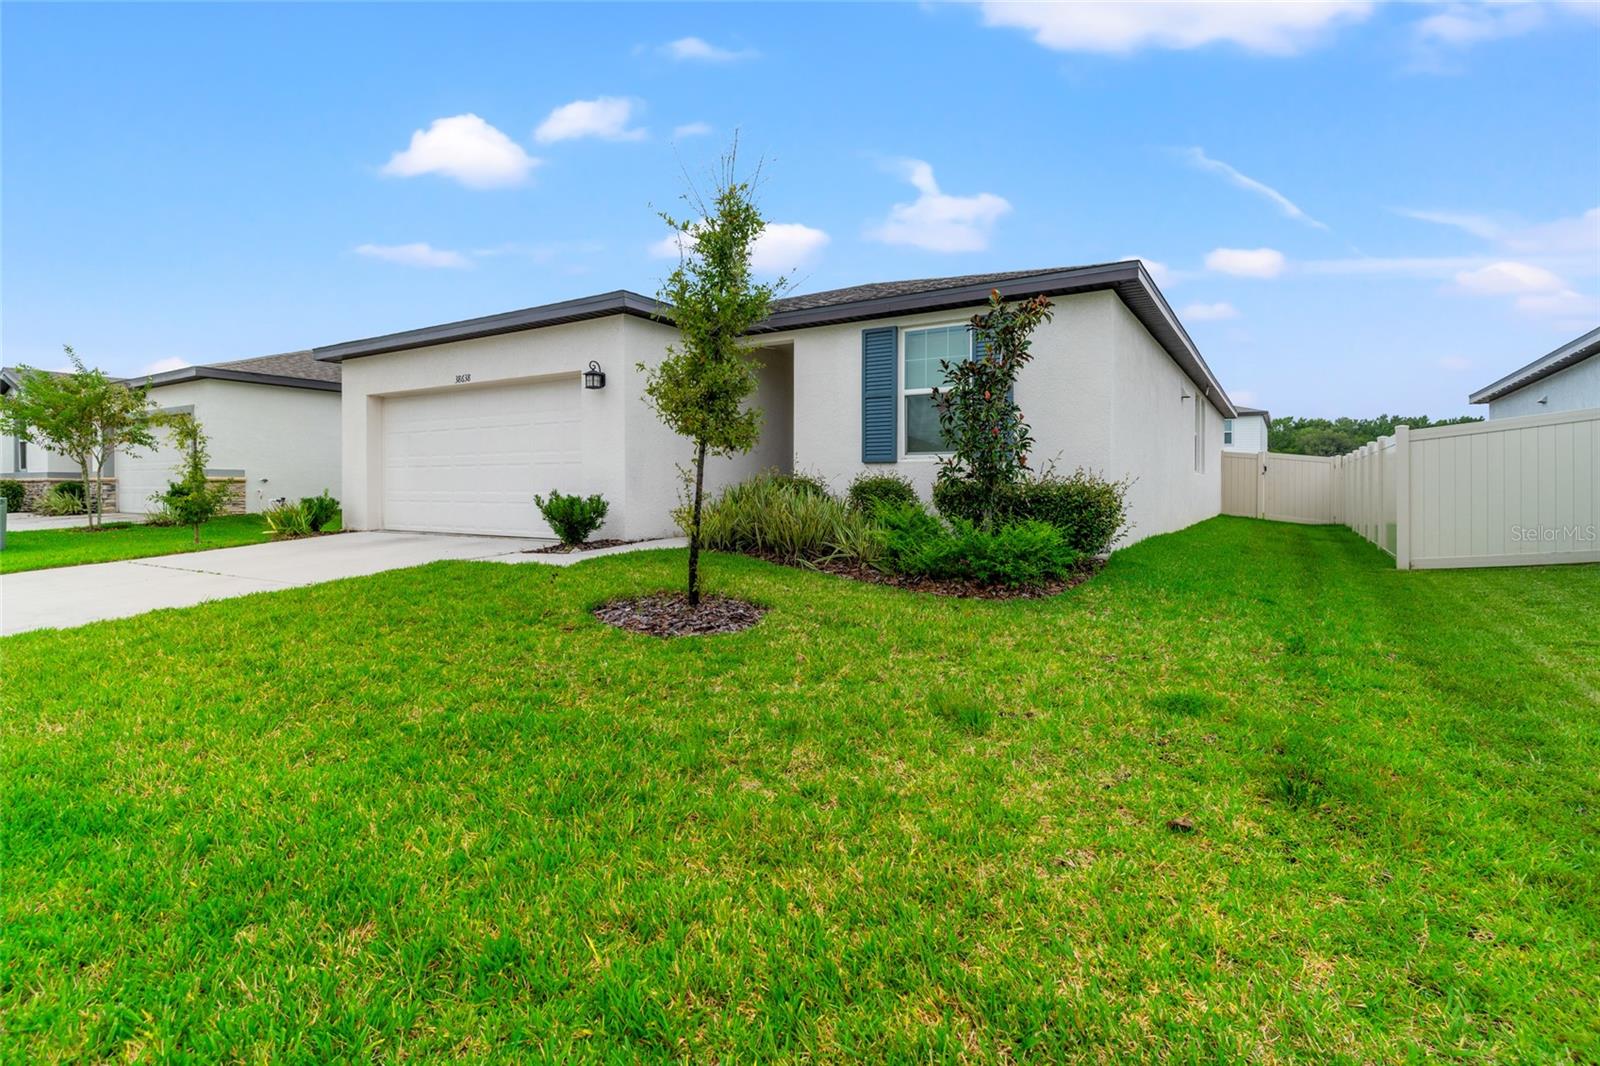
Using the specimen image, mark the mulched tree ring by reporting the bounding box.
[525,539,640,555]
[594,593,766,637]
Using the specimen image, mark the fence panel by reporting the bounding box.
[1402,408,1599,569]
[1221,452,1262,517]
[1263,453,1336,524]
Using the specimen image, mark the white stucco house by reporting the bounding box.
[2,368,87,487]
[119,351,342,514]
[1222,406,1270,453]
[1470,326,1600,419]
[313,262,1236,545]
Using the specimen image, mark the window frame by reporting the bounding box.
[1193,396,1206,473]
[900,321,974,459]
[15,437,27,472]
[1223,418,1234,446]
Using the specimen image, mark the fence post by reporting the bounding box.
[1256,451,1267,519]
[1394,424,1410,570]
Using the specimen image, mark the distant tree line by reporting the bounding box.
[1267,414,1483,456]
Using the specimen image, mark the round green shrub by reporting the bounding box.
[846,472,918,515]
[0,479,24,513]
[55,480,86,502]
[933,468,1129,556]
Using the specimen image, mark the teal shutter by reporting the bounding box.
[862,326,898,463]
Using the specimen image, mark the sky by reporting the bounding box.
[3,1,1598,419]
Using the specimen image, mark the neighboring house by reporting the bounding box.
[1,367,97,508]
[1470,326,1600,418]
[119,351,342,514]
[314,262,1236,544]
[1222,406,1270,453]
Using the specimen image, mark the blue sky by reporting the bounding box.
[4,1,1597,417]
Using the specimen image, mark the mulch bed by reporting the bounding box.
[525,539,640,555]
[746,552,1104,600]
[594,593,766,637]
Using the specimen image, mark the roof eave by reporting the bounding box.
[139,367,341,392]
[1470,326,1600,404]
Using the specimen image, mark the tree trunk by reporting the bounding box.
[77,452,95,529]
[92,455,106,530]
[193,523,200,546]
[686,439,708,608]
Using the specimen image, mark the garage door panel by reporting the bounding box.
[381,381,584,537]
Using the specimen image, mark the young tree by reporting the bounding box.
[160,413,231,545]
[932,291,1055,526]
[0,346,161,528]
[641,146,782,606]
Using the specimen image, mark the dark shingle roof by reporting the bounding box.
[209,350,341,385]
[142,349,340,392]
[768,268,1084,314]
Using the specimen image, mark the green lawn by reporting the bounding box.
[3,518,1596,1062]
[0,514,311,573]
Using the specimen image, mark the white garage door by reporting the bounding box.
[117,443,185,514]
[381,380,584,537]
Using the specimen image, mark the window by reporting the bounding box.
[1193,396,1205,472]
[1223,418,1234,446]
[14,438,26,471]
[902,325,972,455]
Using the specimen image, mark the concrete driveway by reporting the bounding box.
[1,530,554,636]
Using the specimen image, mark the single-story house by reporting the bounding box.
[313,262,1237,544]
[1223,406,1271,453]
[1,368,94,508]
[1470,326,1600,418]
[118,351,342,514]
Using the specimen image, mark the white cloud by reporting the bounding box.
[355,242,472,269]
[866,160,1011,253]
[649,221,831,273]
[973,1,1373,56]
[1205,247,1286,278]
[1126,257,1172,286]
[381,114,540,189]
[671,121,713,139]
[534,97,647,144]
[1180,147,1327,229]
[1302,255,1490,278]
[1393,208,1504,241]
[1414,3,1544,48]
[1230,389,1259,408]
[660,36,758,62]
[1454,261,1564,295]
[1513,289,1599,318]
[1437,355,1473,372]
[140,357,190,375]
[1180,301,1240,321]
[1397,205,1599,257]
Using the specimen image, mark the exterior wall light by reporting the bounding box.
[583,361,606,390]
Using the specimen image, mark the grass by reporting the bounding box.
[0,514,338,573]
[2,517,1596,1062]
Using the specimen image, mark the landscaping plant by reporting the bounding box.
[0,346,162,528]
[698,471,878,566]
[930,290,1054,527]
[846,471,918,515]
[300,490,340,533]
[263,501,312,538]
[159,413,232,545]
[934,466,1131,556]
[533,490,610,547]
[641,141,781,607]
[35,486,86,517]
[0,479,26,513]
[874,502,1080,587]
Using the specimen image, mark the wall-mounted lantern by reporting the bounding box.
[583,361,607,390]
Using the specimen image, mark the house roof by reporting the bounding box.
[1469,326,1600,405]
[0,366,75,393]
[141,350,340,393]
[312,261,1236,417]
[1234,406,1271,423]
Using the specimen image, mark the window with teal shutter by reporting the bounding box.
[902,325,973,455]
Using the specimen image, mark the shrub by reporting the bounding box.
[142,501,180,527]
[875,503,1080,587]
[37,486,86,516]
[300,490,340,533]
[263,500,312,538]
[846,471,918,515]
[771,471,831,499]
[933,468,1129,556]
[55,480,86,502]
[699,471,877,565]
[534,490,609,547]
[0,479,24,513]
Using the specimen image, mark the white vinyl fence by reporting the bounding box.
[1224,407,1599,570]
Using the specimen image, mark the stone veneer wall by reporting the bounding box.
[7,477,118,513]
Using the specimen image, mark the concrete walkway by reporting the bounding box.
[1,531,686,636]
[4,512,145,532]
